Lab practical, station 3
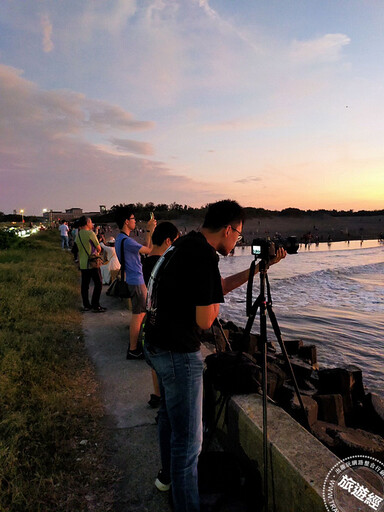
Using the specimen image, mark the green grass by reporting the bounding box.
[0,231,115,512]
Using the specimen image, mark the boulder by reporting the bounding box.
[312,422,384,460]
[282,339,303,355]
[329,426,384,461]
[311,421,338,449]
[298,344,318,366]
[290,394,318,428]
[318,366,365,419]
[363,392,384,435]
[315,394,345,426]
[266,363,287,401]
[289,357,314,381]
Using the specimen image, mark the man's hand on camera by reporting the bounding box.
[269,247,287,266]
[147,218,157,234]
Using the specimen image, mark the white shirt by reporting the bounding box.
[59,224,69,237]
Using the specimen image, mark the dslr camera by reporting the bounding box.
[252,235,299,261]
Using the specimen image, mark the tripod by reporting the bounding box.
[243,257,309,511]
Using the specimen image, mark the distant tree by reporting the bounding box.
[155,203,169,213]
[279,208,304,217]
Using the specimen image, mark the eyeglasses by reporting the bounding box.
[229,225,243,243]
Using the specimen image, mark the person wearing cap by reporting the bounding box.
[99,236,120,285]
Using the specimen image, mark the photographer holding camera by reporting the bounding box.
[144,200,286,512]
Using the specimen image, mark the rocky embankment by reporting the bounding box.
[205,320,384,462]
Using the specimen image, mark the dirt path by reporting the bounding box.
[82,288,170,512]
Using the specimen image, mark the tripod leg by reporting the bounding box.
[242,295,263,348]
[256,264,269,512]
[266,303,310,430]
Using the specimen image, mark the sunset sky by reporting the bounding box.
[1,0,383,215]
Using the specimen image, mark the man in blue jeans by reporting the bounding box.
[144,200,286,512]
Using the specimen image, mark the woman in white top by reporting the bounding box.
[99,237,120,284]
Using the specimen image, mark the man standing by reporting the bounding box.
[144,200,286,512]
[75,216,105,313]
[59,220,69,249]
[115,210,156,359]
[142,221,180,408]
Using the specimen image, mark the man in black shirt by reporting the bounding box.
[142,222,179,408]
[142,222,180,285]
[144,200,286,512]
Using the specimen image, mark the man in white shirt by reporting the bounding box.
[59,221,69,249]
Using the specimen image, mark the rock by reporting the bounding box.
[291,395,318,428]
[313,422,384,460]
[282,339,303,355]
[247,333,261,354]
[318,366,365,419]
[289,357,314,381]
[370,393,384,422]
[329,427,384,461]
[299,379,318,396]
[222,320,240,332]
[315,394,345,426]
[267,364,287,400]
[298,345,318,366]
[311,421,338,449]
[230,332,249,352]
[363,392,384,435]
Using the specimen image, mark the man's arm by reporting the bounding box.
[221,247,287,295]
[196,304,220,330]
[89,232,101,254]
[139,218,157,255]
[221,266,258,295]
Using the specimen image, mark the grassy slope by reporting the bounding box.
[0,231,116,512]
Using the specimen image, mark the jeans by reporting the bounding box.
[61,235,69,249]
[80,268,102,309]
[144,342,203,512]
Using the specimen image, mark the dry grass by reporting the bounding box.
[0,231,117,512]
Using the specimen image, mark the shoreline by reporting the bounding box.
[126,212,384,245]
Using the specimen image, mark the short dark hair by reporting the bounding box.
[152,222,179,246]
[202,200,245,231]
[115,209,134,230]
[78,216,88,228]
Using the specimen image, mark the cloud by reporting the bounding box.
[290,34,351,64]
[0,64,217,213]
[80,0,138,36]
[200,118,277,133]
[41,14,54,53]
[85,101,155,132]
[110,137,154,156]
[234,176,262,184]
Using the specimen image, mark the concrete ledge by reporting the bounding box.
[217,393,340,512]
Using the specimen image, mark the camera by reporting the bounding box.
[251,235,299,260]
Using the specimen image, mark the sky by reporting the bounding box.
[0,0,383,216]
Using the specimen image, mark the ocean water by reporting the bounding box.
[219,240,384,397]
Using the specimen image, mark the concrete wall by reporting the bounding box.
[217,393,340,512]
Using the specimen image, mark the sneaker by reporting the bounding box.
[155,470,171,492]
[81,306,91,312]
[148,394,161,408]
[92,306,107,313]
[126,348,144,360]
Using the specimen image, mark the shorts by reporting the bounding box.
[128,283,147,314]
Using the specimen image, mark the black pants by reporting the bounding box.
[81,268,102,309]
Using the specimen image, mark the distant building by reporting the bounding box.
[65,208,83,217]
[43,207,102,222]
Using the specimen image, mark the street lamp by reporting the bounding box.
[20,209,24,223]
